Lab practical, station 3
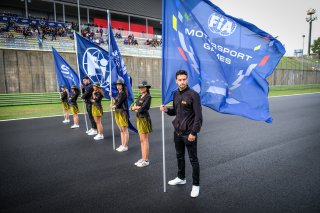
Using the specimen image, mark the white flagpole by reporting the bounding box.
[162,110,166,192]
[108,10,116,150]
[74,31,89,132]
[161,0,167,193]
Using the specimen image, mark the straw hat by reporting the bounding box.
[138,80,151,88]
[115,79,125,85]
[93,82,101,88]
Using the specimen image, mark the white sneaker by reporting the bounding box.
[71,124,79,129]
[117,146,128,152]
[168,177,186,186]
[116,145,123,151]
[86,129,93,134]
[134,159,143,166]
[136,160,149,167]
[190,185,200,198]
[88,129,98,135]
[62,119,70,123]
[94,134,104,140]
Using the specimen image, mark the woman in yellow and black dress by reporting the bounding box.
[91,83,104,140]
[69,85,80,129]
[60,85,70,123]
[131,80,152,167]
[111,79,129,152]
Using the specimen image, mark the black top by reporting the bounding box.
[92,91,103,108]
[114,91,128,111]
[60,91,68,103]
[69,89,79,105]
[81,84,94,104]
[134,93,151,118]
[166,86,202,136]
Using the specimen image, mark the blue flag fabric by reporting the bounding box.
[162,0,285,123]
[108,23,138,133]
[75,33,115,99]
[108,27,135,101]
[52,47,80,92]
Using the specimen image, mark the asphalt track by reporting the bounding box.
[0,94,320,213]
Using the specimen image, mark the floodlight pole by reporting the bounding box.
[306,9,317,56]
[302,35,305,71]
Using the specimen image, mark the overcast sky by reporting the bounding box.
[211,0,320,56]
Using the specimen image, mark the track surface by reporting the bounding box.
[1,94,320,212]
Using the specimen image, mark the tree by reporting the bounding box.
[311,37,320,58]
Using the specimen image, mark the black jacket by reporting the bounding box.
[69,89,79,105]
[167,86,202,136]
[92,91,103,108]
[134,93,151,118]
[114,91,128,112]
[81,84,94,104]
[60,91,68,103]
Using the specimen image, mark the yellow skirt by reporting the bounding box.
[92,105,103,117]
[137,117,152,134]
[70,104,79,115]
[115,111,128,127]
[61,102,69,110]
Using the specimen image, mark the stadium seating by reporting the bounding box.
[0,21,161,57]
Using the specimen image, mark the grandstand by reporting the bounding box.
[0,0,162,55]
[0,0,319,95]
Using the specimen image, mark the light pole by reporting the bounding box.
[302,35,305,70]
[306,9,317,56]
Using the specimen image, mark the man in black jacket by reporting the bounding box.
[81,76,97,135]
[160,70,203,198]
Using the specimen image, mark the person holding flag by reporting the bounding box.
[131,80,153,168]
[160,70,203,198]
[52,47,80,125]
[91,82,104,140]
[60,85,70,124]
[69,85,80,129]
[81,76,97,136]
[111,79,129,152]
[106,17,138,135]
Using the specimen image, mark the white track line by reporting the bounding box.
[1,92,320,122]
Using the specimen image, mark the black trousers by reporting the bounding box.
[174,132,200,186]
[86,103,97,129]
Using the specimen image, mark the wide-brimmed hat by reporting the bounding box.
[115,79,125,85]
[93,82,101,88]
[138,80,151,88]
[71,85,78,89]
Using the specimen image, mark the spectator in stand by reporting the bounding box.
[100,26,103,37]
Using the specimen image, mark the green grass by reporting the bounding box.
[277,57,320,70]
[0,98,164,120]
[0,85,319,120]
[269,84,320,96]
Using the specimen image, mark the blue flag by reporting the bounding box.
[108,23,138,133]
[162,0,285,123]
[75,33,115,99]
[52,47,80,92]
[109,26,135,101]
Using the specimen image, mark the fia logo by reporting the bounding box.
[208,12,237,36]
